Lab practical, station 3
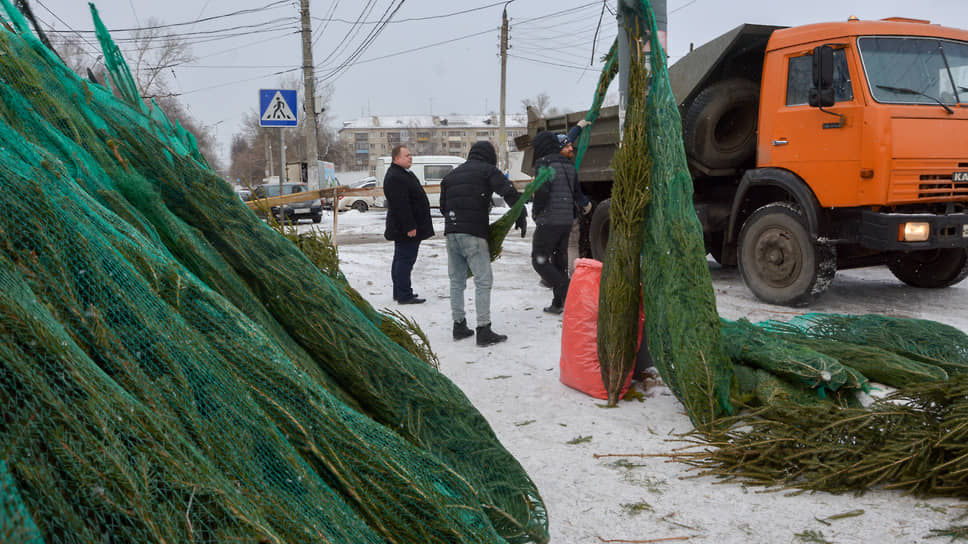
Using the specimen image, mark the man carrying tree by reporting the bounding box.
[440,141,526,346]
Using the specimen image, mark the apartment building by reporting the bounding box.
[338,113,526,175]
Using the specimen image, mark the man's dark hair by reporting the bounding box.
[391,144,409,159]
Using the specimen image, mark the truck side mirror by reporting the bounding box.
[809,45,835,108]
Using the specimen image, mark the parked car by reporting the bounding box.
[251,182,322,223]
[234,187,252,201]
[336,177,378,212]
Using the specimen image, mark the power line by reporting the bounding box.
[311,0,341,47]
[45,1,293,34]
[315,25,497,77]
[311,1,506,24]
[670,0,698,15]
[312,1,605,81]
[33,0,101,60]
[46,18,298,43]
[151,66,302,99]
[313,0,381,69]
[316,0,406,83]
[508,53,594,72]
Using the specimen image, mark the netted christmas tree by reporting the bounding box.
[0,2,547,542]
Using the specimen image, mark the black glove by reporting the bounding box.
[515,211,527,237]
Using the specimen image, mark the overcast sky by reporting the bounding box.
[32,0,968,166]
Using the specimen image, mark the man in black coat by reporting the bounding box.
[530,130,585,314]
[440,141,526,346]
[383,144,434,304]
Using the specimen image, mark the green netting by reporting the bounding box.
[750,368,833,409]
[632,0,733,424]
[721,318,849,397]
[0,461,43,544]
[0,3,547,543]
[573,41,618,171]
[785,313,968,376]
[760,318,949,388]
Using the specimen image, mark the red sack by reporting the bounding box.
[559,259,636,400]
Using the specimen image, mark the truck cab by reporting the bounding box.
[730,17,968,305]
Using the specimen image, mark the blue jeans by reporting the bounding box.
[446,233,492,326]
[391,239,420,301]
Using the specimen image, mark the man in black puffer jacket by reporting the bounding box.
[383,144,434,304]
[440,141,526,347]
[530,130,585,314]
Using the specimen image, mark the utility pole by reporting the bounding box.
[265,133,273,177]
[498,4,510,172]
[300,0,320,190]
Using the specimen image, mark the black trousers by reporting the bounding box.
[531,223,572,306]
[391,239,420,300]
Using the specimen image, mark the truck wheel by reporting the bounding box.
[589,199,611,261]
[738,202,836,306]
[683,78,759,170]
[887,248,968,288]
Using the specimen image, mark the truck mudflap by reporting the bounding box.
[858,210,968,251]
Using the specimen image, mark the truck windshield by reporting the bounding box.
[859,36,968,106]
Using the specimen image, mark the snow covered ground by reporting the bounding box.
[301,207,967,544]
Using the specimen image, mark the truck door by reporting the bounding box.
[760,45,865,207]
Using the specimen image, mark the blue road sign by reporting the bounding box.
[259,89,298,127]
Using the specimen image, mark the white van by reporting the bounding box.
[374,155,465,208]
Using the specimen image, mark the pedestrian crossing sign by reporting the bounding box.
[259,89,298,127]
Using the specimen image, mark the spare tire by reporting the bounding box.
[683,78,759,170]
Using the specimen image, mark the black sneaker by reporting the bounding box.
[476,323,508,347]
[398,296,426,305]
[453,319,474,340]
[543,304,564,315]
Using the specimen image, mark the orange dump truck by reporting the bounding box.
[524,17,968,306]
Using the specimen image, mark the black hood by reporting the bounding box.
[531,130,560,163]
[467,141,497,165]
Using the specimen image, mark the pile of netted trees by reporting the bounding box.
[0,3,548,542]
[590,0,968,512]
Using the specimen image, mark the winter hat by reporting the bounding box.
[532,130,561,162]
[467,140,497,165]
[556,133,571,148]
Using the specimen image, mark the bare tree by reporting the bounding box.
[130,18,194,101]
[49,18,222,169]
[48,33,107,85]
[521,92,559,118]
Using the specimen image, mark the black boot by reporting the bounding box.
[476,323,508,347]
[453,319,474,340]
[543,303,564,315]
[543,289,565,315]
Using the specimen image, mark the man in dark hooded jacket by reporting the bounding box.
[383,144,434,304]
[530,130,585,314]
[440,141,527,347]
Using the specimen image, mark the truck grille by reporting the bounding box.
[917,174,968,198]
[889,168,968,202]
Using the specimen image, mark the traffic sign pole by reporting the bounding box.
[260,89,298,225]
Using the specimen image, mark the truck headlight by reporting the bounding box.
[899,222,930,242]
